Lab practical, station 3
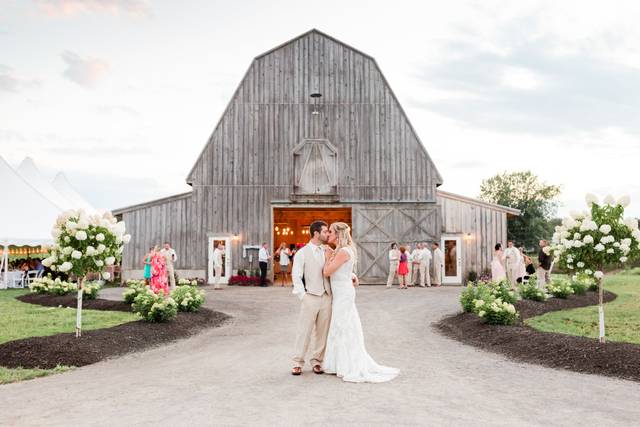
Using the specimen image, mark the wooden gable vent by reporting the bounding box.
[291,139,338,202]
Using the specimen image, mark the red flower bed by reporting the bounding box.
[228,276,271,286]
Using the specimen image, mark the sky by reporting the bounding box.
[2,0,640,217]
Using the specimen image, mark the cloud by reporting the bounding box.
[91,104,140,116]
[0,65,42,93]
[35,0,150,17]
[61,51,109,88]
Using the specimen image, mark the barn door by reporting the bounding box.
[352,205,440,284]
[292,139,337,195]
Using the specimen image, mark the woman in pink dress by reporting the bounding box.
[491,243,507,282]
[397,246,410,289]
[150,245,169,295]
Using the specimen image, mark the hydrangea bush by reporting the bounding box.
[171,286,205,312]
[123,280,147,305]
[460,283,492,312]
[546,279,574,299]
[29,276,77,296]
[549,194,640,342]
[518,282,547,302]
[82,281,102,300]
[41,209,130,336]
[474,297,518,325]
[132,289,178,322]
[177,278,198,287]
[460,281,520,325]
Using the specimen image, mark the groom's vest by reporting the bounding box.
[300,244,332,297]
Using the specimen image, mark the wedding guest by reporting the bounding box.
[405,245,414,286]
[150,245,169,295]
[142,247,153,285]
[276,242,292,286]
[491,243,507,281]
[432,242,444,287]
[212,242,224,290]
[537,240,552,289]
[503,241,520,288]
[410,244,423,287]
[258,242,271,287]
[386,242,400,288]
[397,246,409,289]
[415,242,432,287]
[518,247,532,284]
[160,242,177,290]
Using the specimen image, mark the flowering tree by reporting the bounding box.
[42,210,130,337]
[550,194,640,343]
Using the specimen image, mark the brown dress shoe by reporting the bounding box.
[291,367,302,376]
[313,365,324,374]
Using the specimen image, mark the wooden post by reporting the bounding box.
[76,277,84,338]
[598,274,605,344]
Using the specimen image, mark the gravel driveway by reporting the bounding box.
[2,286,639,426]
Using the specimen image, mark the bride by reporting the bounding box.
[321,222,399,383]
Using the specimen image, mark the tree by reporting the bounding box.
[479,171,561,248]
[550,194,640,343]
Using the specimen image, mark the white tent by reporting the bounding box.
[16,157,75,211]
[52,172,95,213]
[0,156,61,288]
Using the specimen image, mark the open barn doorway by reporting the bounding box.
[272,207,352,286]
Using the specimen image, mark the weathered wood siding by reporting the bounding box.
[437,194,509,279]
[187,30,442,202]
[119,193,197,270]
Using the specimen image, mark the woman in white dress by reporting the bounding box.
[275,242,291,286]
[491,243,507,281]
[322,222,399,383]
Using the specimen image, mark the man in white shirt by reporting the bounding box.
[386,243,400,287]
[414,243,432,287]
[504,241,520,288]
[406,244,414,286]
[258,242,271,287]
[432,242,444,286]
[212,243,224,290]
[160,242,177,290]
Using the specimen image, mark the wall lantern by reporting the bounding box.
[310,92,322,115]
[232,232,240,241]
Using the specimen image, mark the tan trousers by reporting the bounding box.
[292,293,332,368]
[536,267,550,289]
[213,266,222,289]
[167,264,176,289]
[414,262,430,287]
[387,261,399,287]
[407,263,413,286]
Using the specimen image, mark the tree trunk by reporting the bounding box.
[76,277,84,338]
[598,275,605,344]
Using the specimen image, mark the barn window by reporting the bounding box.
[291,139,338,198]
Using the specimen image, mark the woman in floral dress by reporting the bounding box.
[150,245,169,295]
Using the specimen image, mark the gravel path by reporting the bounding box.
[2,286,639,426]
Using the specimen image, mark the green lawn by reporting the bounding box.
[0,289,136,384]
[526,270,640,344]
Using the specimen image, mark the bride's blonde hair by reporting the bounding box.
[330,222,357,266]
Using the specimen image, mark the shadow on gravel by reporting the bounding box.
[435,290,640,382]
[1,294,230,369]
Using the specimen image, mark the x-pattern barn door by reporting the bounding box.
[352,205,440,283]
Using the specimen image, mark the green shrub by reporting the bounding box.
[467,270,478,283]
[546,279,575,299]
[488,279,518,304]
[123,280,147,305]
[460,283,492,312]
[474,297,519,325]
[132,289,177,322]
[82,281,101,300]
[29,276,77,295]
[177,278,198,287]
[569,279,588,295]
[518,282,547,302]
[171,285,205,312]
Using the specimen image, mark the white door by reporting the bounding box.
[208,236,232,284]
[441,236,462,284]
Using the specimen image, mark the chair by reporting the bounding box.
[26,270,39,286]
[8,271,24,289]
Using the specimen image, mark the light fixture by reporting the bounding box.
[310,92,322,115]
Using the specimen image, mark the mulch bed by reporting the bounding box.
[2,295,230,369]
[435,290,640,382]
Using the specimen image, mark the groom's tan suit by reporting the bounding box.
[291,242,332,368]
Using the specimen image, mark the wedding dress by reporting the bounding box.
[323,247,399,383]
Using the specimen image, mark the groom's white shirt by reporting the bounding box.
[292,241,326,300]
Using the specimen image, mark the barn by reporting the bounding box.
[114,29,519,285]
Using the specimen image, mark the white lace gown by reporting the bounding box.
[323,247,400,383]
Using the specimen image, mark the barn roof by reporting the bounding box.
[186,28,444,187]
[437,190,521,216]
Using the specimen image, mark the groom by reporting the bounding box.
[290,220,332,375]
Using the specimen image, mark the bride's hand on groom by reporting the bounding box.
[323,246,335,260]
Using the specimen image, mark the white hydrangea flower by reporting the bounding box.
[585,193,599,206]
[64,236,70,243]
[562,217,576,229]
[573,240,584,248]
[97,244,106,254]
[624,218,639,230]
[59,261,73,272]
[633,230,640,241]
[603,195,615,205]
[122,234,131,244]
[94,259,104,267]
[618,195,631,207]
[66,220,78,231]
[573,232,581,240]
[71,250,82,259]
[594,271,604,279]
[102,272,111,280]
[599,224,612,235]
[607,248,614,254]
[577,262,585,268]
[595,243,605,252]
[583,235,594,244]
[75,230,88,241]
[105,256,116,266]
[542,246,551,255]
[85,246,97,256]
[620,256,628,263]
[95,233,105,242]
[62,246,73,255]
